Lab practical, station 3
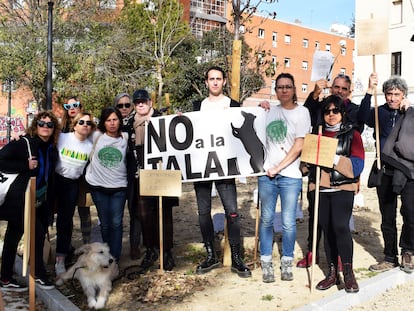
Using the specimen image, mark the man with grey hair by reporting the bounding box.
[358,73,413,273]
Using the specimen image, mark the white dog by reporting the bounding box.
[56,242,119,310]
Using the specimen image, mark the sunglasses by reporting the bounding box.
[116,103,131,109]
[324,108,341,115]
[77,120,93,126]
[37,120,55,128]
[64,102,81,110]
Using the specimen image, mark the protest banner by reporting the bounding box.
[144,107,267,182]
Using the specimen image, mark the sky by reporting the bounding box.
[258,0,355,32]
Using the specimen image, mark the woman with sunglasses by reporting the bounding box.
[0,111,60,290]
[54,112,96,276]
[114,93,142,260]
[60,96,93,250]
[308,95,364,293]
[85,107,128,262]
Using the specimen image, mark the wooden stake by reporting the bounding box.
[29,177,36,311]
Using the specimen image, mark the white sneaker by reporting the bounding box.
[55,258,66,276]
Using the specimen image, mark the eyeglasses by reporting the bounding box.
[117,103,131,109]
[63,102,81,110]
[324,108,341,115]
[276,85,294,91]
[77,120,93,126]
[37,120,55,128]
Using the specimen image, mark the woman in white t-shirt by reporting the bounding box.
[54,112,95,276]
[85,107,128,262]
[258,73,311,283]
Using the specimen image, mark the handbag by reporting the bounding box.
[0,137,32,206]
[367,160,384,188]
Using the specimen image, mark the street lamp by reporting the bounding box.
[46,1,54,110]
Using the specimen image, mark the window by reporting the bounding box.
[325,44,331,52]
[315,41,320,49]
[284,58,291,68]
[302,39,309,48]
[258,28,265,39]
[284,35,291,44]
[302,84,308,93]
[302,61,308,70]
[271,80,276,95]
[391,0,403,25]
[257,52,264,64]
[239,25,245,34]
[391,52,402,75]
[341,47,346,56]
[272,32,278,47]
[272,56,277,69]
[340,68,346,75]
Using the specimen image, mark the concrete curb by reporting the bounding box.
[294,267,414,311]
[14,255,80,311]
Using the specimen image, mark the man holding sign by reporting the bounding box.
[193,66,251,278]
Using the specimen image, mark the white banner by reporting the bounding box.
[144,107,267,182]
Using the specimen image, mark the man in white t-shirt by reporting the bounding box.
[193,66,251,278]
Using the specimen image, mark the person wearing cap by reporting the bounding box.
[114,93,142,260]
[132,89,178,271]
[193,66,251,278]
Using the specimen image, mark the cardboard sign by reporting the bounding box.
[356,18,389,56]
[301,134,338,168]
[139,169,182,197]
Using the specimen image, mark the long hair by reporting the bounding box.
[61,95,82,131]
[27,110,61,146]
[97,107,123,136]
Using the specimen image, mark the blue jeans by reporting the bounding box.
[90,189,127,261]
[259,175,302,258]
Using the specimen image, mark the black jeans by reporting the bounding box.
[318,190,354,265]
[194,179,241,245]
[377,173,399,263]
[400,179,414,253]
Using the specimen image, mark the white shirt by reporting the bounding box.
[263,104,311,178]
[200,96,231,111]
[85,131,128,189]
[55,132,93,179]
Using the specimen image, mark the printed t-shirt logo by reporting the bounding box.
[98,147,123,168]
[266,120,287,143]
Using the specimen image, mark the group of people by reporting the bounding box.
[0,65,413,296]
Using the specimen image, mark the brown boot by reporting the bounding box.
[316,263,339,290]
[343,263,359,293]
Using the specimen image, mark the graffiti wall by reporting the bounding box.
[0,116,26,146]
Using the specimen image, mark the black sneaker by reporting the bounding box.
[35,276,55,290]
[0,278,28,292]
[140,248,158,269]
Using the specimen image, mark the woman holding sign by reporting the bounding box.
[308,95,364,293]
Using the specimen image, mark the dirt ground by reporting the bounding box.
[1,153,410,310]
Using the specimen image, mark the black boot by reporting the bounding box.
[343,263,359,293]
[230,243,251,278]
[163,250,176,271]
[316,263,339,290]
[140,248,158,270]
[196,242,221,274]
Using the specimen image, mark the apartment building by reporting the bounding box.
[354,0,414,103]
[241,15,354,105]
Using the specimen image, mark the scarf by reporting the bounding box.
[134,108,154,146]
[325,122,342,132]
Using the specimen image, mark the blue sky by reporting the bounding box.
[256,0,355,32]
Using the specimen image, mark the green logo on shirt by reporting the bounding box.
[267,120,287,143]
[98,147,122,168]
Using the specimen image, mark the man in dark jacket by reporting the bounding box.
[359,73,412,273]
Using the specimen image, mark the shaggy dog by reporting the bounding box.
[56,242,119,310]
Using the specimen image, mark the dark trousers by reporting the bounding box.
[399,179,414,253]
[377,173,399,263]
[136,196,174,250]
[318,190,354,264]
[306,190,322,253]
[0,179,49,280]
[127,177,141,249]
[194,179,241,245]
[55,174,79,256]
